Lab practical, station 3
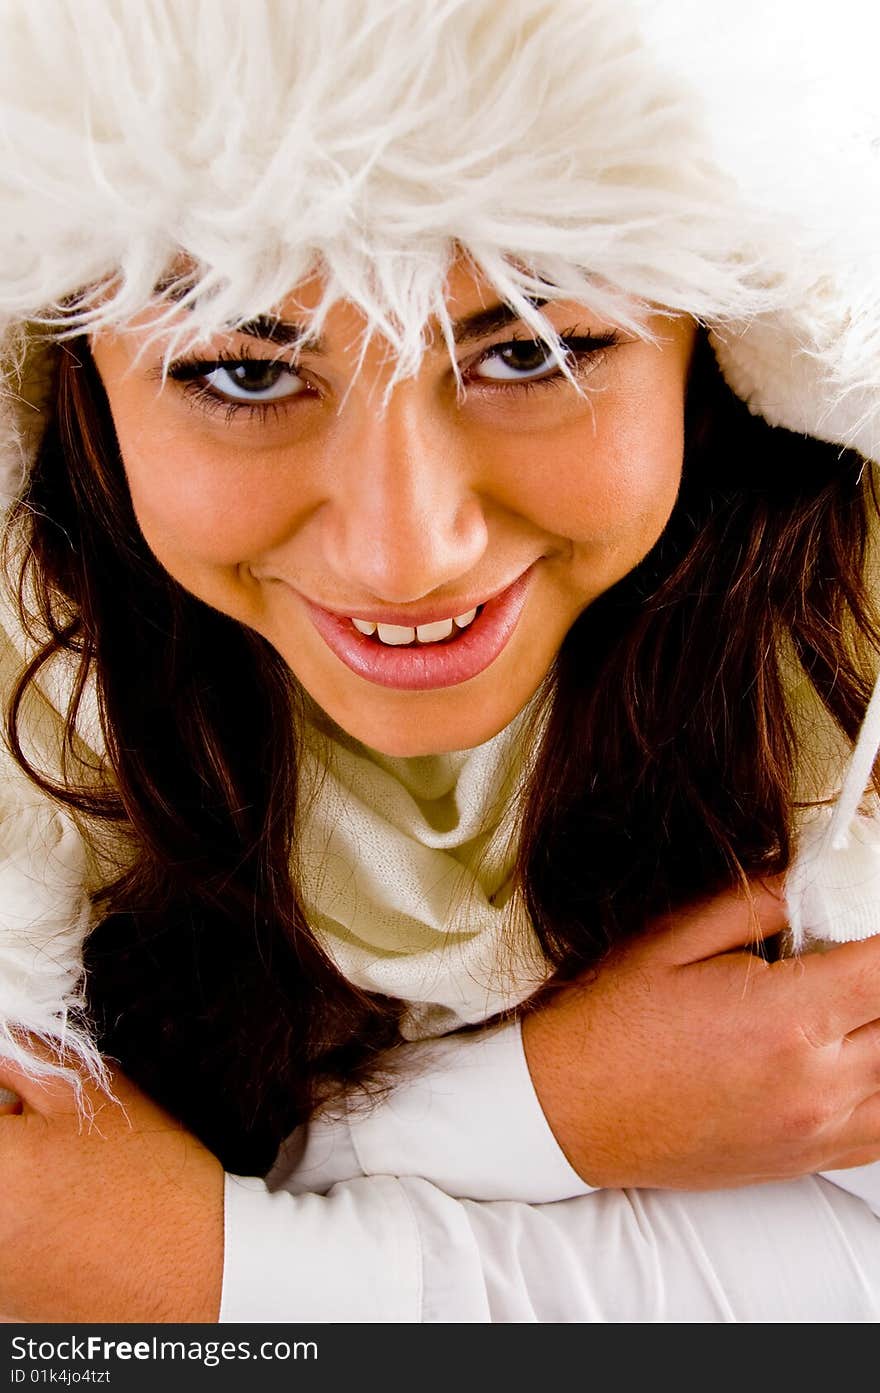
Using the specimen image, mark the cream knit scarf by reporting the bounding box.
[293,694,552,1040]
[293,658,880,1043]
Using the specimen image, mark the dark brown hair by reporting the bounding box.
[3,329,879,1173]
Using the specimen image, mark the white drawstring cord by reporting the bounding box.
[786,666,880,950]
[826,667,880,851]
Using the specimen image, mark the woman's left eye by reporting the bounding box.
[471,333,618,387]
[199,360,305,403]
[165,352,308,417]
[474,339,563,382]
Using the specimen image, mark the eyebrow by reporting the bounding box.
[449,296,550,346]
[233,295,551,353]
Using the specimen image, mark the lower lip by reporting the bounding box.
[300,568,535,691]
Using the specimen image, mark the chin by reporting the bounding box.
[323,691,526,757]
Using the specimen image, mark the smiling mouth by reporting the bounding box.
[296,566,536,691]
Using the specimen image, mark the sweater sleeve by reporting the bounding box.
[270,1019,592,1203]
[220,1169,880,1322]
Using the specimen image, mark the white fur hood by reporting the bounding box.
[0,0,879,1081]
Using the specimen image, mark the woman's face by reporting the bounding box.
[90,262,695,756]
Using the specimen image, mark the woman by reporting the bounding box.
[1,0,880,1322]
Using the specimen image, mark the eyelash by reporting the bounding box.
[165,326,620,424]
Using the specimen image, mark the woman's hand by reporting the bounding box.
[522,878,880,1189]
[0,1056,224,1323]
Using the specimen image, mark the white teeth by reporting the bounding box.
[376,623,416,645]
[350,607,481,646]
[416,618,454,643]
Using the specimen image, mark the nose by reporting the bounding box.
[319,388,489,604]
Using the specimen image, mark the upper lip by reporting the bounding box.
[294,564,535,628]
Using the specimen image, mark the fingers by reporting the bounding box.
[642,874,789,966]
[845,1016,880,1058]
[823,1145,880,1171]
[827,1021,880,1110]
[796,936,880,1038]
[839,1091,880,1159]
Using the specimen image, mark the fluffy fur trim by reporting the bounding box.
[0,740,108,1095]
[0,0,877,493]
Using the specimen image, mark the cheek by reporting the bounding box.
[115,421,306,576]
[575,437,682,548]
[509,388,684,557]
